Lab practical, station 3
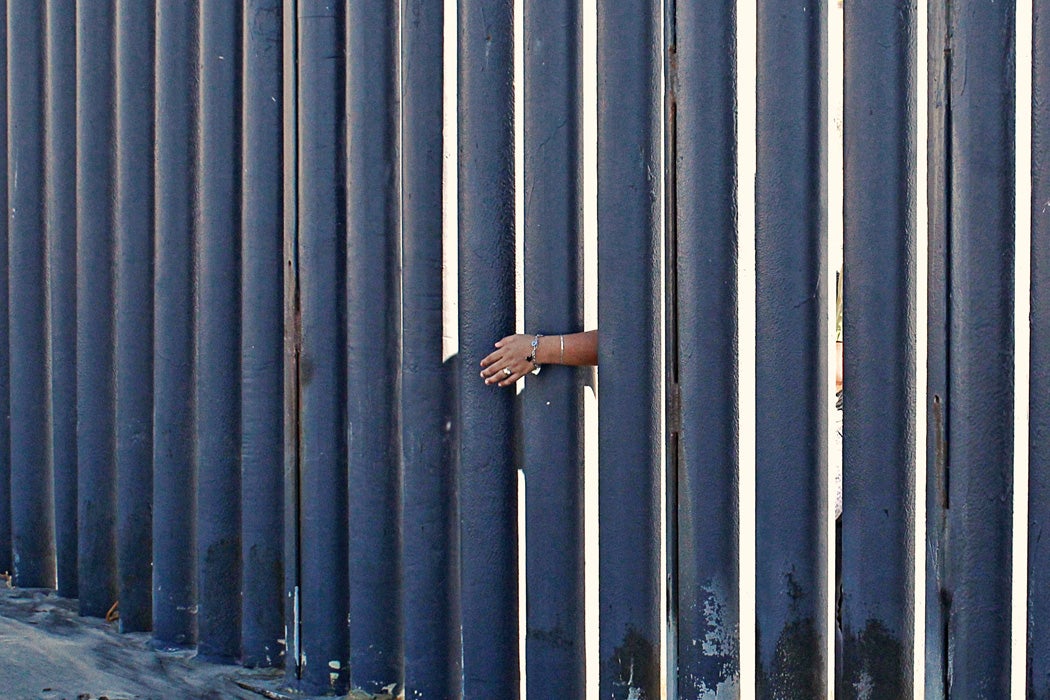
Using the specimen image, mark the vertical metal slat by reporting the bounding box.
[595,0,663,697]
[9,0,54,590]
[196,0,243,663]
[114,0,156,634]
[345,0,403,692]
[672,0,740,694]
[522,0,586,694]
[400,0,460,695]
[44,0,77,599]
[754,0,828,696]
[943,0,1016,695]
[457,0,518,695]
[0,0,9,580]
[1029,0,1050,694]
[153,0,198,649]
[295,1,349,691]
[241,0,285,670]
[839,1,917,695]
[76,0,118,616]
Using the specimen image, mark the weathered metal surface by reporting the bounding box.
[457,1,518,696]
[939,0,1016,696]
[295,1,349,692]
[76,0,118,616]
[346,0,402,692]
[44,0,77,599]
[596,0,664,697]
[153,0,199,650]
[0,0,10,580]
[754,0,828,696]
[114,0,155,635]
[400,0,460,696]
[671,0,740,696]
[241,0,286,670]
[9,0,54,591]
[196,0,243,663]
[522,0,587,695]
[1031,1,1050,696]
[840,1,916,696]
[0,1,1033,695]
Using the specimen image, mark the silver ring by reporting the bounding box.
[502,367,512,376]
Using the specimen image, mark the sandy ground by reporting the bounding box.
[0,586,285,700]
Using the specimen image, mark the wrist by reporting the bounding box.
[536,334,556,365]
[526,333,543,369]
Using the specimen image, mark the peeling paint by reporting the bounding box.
[682,676,741,700]
[680,583,740,696]
[700,585,738,666]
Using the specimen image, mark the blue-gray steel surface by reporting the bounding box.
[1031,1,1050,695]
[400,0,461,695]
[114,0,155,635]
[755,1,828,696]
[295,1,350,692]
[345,0,403,692]
[241,0,285,670]
[671,1,740,695]
[522,0,586,695]
[0,2,9,579]
[596,0,663,697]
[44,0,76,599]
[924,0,950,693]
[196,0,243,663]
[76,0,118,616]
[153,0,198,650]
[2,0,1023,693]
[940,0,1016,696]
[457,0,518,696]
[840,2,916,696]
[8,0,54,590]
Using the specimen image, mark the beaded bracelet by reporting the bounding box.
[527,333,543,372]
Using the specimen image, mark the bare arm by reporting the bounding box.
[480,330,598,387]
[836,340,843,393]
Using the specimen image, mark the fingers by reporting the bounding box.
[495,365,526,387]
[480,361,517,385]
[481,335,519,367]
[480,334,530,387]
[480,357,528,386]
[480,346,504,367]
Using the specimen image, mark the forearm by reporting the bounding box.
[535,330,598,367]
[835,341,843,392]
[480,329,598,387]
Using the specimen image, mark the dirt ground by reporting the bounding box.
[0,586,288,700]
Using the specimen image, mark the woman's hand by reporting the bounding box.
[479,334,536,387]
